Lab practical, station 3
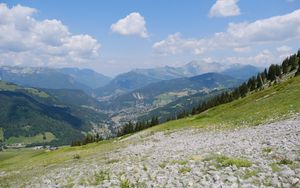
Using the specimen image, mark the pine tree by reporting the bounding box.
[150,116,159,126]
[191,107,197,115]
[275,64,282,78]
[289,54,298,71]
[282,58,289,74]
[239,83,249,98]
[296,63,300,76]
[256,74,263,89]
[268,64,276,81]
[262,69,268,83]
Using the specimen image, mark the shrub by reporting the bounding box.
[73,154,81,160]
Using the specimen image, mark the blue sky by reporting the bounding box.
[1,0,300,76]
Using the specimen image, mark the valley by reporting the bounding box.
[1,75,300,187]
[0,62,258,147]
[1,2,300,187]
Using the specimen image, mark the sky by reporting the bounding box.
[0,0,300,76]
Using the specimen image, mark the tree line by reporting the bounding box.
[71,116,159,146]
[116,116,159,136]
[71,133,104,146]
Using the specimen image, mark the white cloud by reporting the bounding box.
[0,4,101,67]
[276,45,292,53]
[209,0,240,17]
[111,12,148,38]
[209,50,276,66]
[276,45,294,59]
[226,10,300,43]
[152,33,204,55]
[153,9,300,55]
[233,47,251,53]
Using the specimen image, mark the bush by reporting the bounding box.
[278,158,293,165]
[73,154,81,160]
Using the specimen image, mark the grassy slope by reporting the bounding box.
[149,75,300,132]
[5,132,56,145]
[0,76,299,186]
[0,138,126,187]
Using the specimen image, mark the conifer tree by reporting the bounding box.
[256,74,263,89]
[282,58,289,74]
[268,64,277,81]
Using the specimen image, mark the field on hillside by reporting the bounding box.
[0,76,299,187]
[5,132,56,145]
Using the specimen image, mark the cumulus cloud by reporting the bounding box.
[276,45,294,59]
[152,33,204,55]
[203,50,276,67]
[209,0,240,17]
[111,12,148,38]
[153,9,300,55]
[226,10,300,43]
[233,47,251,53]
[276,45,292,53]
[0,3,101,67]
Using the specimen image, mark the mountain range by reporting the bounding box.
[0,66,111,95]
[105,73,241,110]
[94,62,261,99]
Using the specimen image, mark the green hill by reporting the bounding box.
[0,81,112,146]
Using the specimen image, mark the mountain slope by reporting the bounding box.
[150,75,300,132]
[0,66,92,94]
[0,81,111,146]
[60,68,111,89]
[137,89,224,122]
[0,90,84,146]
[43,89,104,110]
[0,66,111,94]
[221,64,262,80]
[133,62,261,80]
[94,62,260,99]
[94,71,161,98]
[108,73,240,110]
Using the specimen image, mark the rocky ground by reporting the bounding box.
[30,117,300,188]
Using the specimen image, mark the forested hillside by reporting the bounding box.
[0,81,112,146]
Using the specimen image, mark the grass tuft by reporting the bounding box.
[262,147,272,153]
[270,163,281,172]
[93,170,110,185]
[243,169,259,179]
[171,159,188,165]
[179,167,191,174]
[206,154,252,168]
[120,179,131,188]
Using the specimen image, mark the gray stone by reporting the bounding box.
[280,169,295,177]
[289,177,299,185]
[226,176,237,183]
